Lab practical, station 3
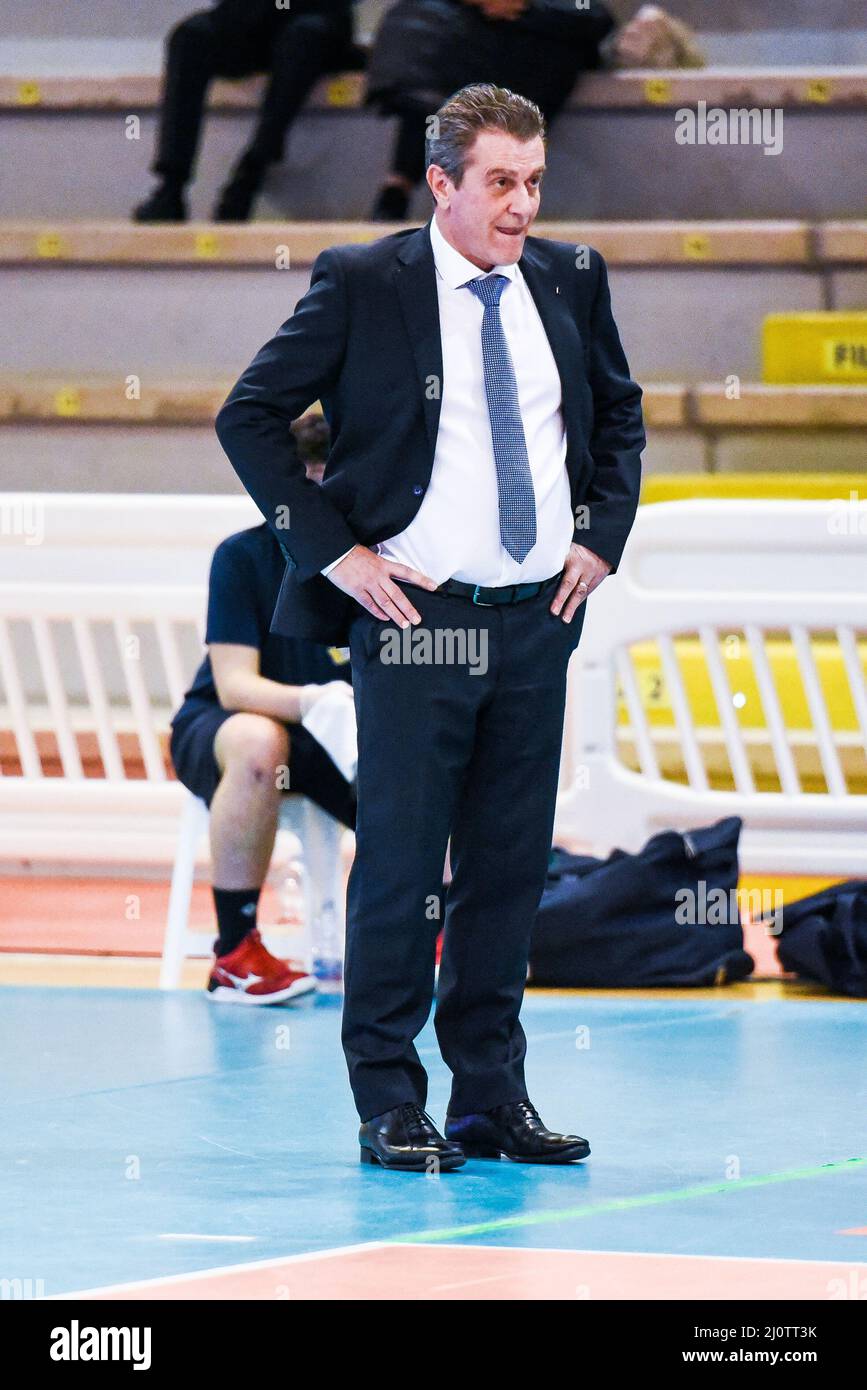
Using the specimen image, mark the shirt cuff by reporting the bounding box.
[321,545,356,577]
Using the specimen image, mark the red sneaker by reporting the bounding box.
[207,929,316,1006]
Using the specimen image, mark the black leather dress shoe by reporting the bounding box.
[213,152,265,222]
[445,1099,590,1164]
[359,1103,466,1171]
[133,182,187,223]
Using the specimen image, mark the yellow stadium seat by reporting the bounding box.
[640,473,866,503]
[616,634,867,794]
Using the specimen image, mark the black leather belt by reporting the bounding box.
[434,572,562,607]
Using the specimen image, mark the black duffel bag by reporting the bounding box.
[528,816,755,989]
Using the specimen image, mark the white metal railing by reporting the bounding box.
[0,581,205,862]
[0,493,260,861]
[3,495,866,875]
[0,546,349,979]
[555,500,867,874]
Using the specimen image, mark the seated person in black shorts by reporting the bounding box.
[170,414,356,1004]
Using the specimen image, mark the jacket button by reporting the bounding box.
[413,485,424,495]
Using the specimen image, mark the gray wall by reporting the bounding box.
[3,108,863,221]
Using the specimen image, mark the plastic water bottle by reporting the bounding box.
[266,832,309,969]
[312,898,343,993]
[279,856,306,929]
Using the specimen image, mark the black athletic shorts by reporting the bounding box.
[169,703,357,830]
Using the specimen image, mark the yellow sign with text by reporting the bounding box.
[763,313,867,383]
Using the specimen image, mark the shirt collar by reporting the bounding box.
[429,215,520,291]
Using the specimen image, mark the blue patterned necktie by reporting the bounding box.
[465,273,537,564]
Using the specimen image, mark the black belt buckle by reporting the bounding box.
[472,584,494,607]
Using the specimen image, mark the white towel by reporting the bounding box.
[301,682,358,783]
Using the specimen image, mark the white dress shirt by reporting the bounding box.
[324,215,574,586]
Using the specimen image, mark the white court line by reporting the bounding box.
[50,1241,866,1299]
[49,1242,391,1299]
[156,1234,256,1243]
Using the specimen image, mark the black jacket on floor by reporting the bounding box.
[764,882,867,998]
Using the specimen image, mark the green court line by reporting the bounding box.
[390,1155,867,1245]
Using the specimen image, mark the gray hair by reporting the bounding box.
[425,83,546,188]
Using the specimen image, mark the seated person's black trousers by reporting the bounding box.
[153,5,355,186]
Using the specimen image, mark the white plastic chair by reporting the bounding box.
[160,788,347,988]
[555,499,867,875]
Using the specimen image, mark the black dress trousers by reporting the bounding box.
[153,3,354,183]
[341,576,586,1121]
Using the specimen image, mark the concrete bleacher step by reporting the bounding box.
[1,221,864,385]
[1,67,865,219]
[1,376,865,489]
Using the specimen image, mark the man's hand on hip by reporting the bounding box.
[326,546,437,626]
[550,543,612,622]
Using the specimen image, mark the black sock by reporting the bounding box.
[213,886,261,956]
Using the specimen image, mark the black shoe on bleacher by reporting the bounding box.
[369,184,410,222]
[133,182,187,223]
[213,153,265,222]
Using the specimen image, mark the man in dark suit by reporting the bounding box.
[216,82,645,1171]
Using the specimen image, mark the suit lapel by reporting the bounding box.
[519,239,587,456]
[394,221,443,461]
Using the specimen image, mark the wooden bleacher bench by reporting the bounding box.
[693,385,867,429]
[3,219,863,268]
[0,376,232,424]
[1,67,865,113]
[816,222,867,262]
[3,375,866,431]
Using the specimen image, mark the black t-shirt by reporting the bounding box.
[172,524,351,726]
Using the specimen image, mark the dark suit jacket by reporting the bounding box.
[215,218,645,646]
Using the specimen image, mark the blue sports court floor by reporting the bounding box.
[3,988,866,1299]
